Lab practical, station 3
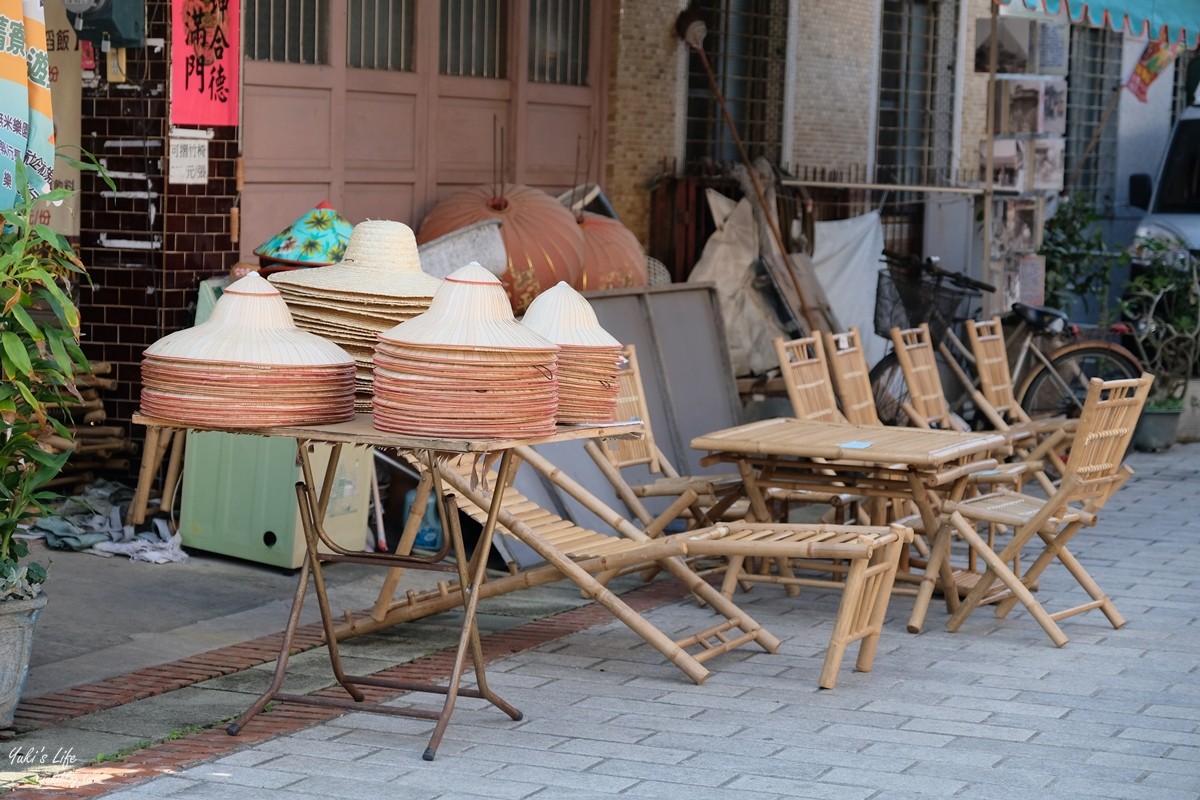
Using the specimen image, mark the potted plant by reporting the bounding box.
[0,159,104,726]
[1119,235,1200,451]
[1040,193,1128,322]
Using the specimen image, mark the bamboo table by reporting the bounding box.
[133,413,640,760]
[690,418,1009,633]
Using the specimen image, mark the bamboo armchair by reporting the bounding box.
[941,373,1153,645]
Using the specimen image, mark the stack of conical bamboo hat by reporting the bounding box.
[140,272,356,427]
[372,263,560,438]
[520,282,623,424]
[268,220,443,410]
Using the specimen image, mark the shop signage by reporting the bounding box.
[170,0,239,126]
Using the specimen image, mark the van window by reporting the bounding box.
[1156,119,1200,213]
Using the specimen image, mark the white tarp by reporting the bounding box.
[811,211,888,368]
[687,190,788,376]
[689,191,887,375]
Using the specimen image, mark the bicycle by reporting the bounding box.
[867,251,1142,426]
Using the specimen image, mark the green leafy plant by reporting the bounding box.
[0,157,108,600]
[1039,193,1128,319]
[1119,235,1200,409]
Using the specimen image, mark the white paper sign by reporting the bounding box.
[169,138,209,185]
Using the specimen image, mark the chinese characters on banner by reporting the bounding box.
[39,0,82,235]
[1126,39,1183,103]
[0,0,55,209]
[170,0,239,126]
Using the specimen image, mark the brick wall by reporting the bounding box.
[963,0,993,180]
[790,0,878,172]
[604,0,685,246]
[77,0,238,464]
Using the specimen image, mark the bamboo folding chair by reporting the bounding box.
[586,344,850,528]
[773,334,849,424]
[823,327,882,426]
[966,316,1075,465]
[435,447,912,689]
[941,373,1153,646]
[892,323,1059,493]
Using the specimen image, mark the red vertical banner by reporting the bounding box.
[1125,39,1182,104]
[171,0,239,126]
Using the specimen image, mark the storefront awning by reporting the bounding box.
[1000,0,1200,48]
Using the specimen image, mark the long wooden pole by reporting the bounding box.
[679,18,823,334]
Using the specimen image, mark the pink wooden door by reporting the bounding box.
[240,0,608,260]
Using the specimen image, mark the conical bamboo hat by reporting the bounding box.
[268,220,443,297]
[144,272,354,366]
[520,281,622,348]
[378,262,558,351]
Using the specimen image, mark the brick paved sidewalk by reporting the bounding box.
[3,444,1199,799]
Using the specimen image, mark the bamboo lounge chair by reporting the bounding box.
[428,446,912,689]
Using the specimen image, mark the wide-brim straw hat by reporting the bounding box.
[268,220,443,297]
[520,281,622,348]
[144,272,355,366]
[379,262,559,352]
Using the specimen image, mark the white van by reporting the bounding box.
[1130,104,1200,254]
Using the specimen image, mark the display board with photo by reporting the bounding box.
[1042,78,1067,136]
[994,78,1043,135]
[980,138,1027,192]
[1031,138,1065,192]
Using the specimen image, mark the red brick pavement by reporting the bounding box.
[3,579,690,798]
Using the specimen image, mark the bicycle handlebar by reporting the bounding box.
[881,249,997,295]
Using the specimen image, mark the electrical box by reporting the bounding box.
[179,435,372,570]
[64,0,146,48]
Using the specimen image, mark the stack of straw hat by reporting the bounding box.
[372,263,560,438]
[521,282,623,424]
[140,272,356,427]
[268,220,443,409]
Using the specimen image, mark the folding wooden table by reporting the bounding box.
[133,413,641,760]
[690,418,1009,633]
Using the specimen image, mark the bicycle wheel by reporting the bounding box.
[868,351,963,427]
[1017,343,1142,420]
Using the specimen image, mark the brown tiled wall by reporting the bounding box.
[77,0,238,471]
[604,0,684,246]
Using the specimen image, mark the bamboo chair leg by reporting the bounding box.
[371,472,435,622]
[818,556,870,690]
[945,513,1068,646]
[775,557,801,597]
[719,555,745,598]
[854,537,906,674]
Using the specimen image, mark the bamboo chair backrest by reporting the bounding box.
[966,316,1028,423]
[823,327,882,426]
[773,335,848,424]
[1058,373,1153,509]
[595,344,676,478]
[889,324,961,431]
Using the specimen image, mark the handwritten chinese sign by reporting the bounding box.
[169,137,208,184]
[38,0,82,235]
[170,0,239,126]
